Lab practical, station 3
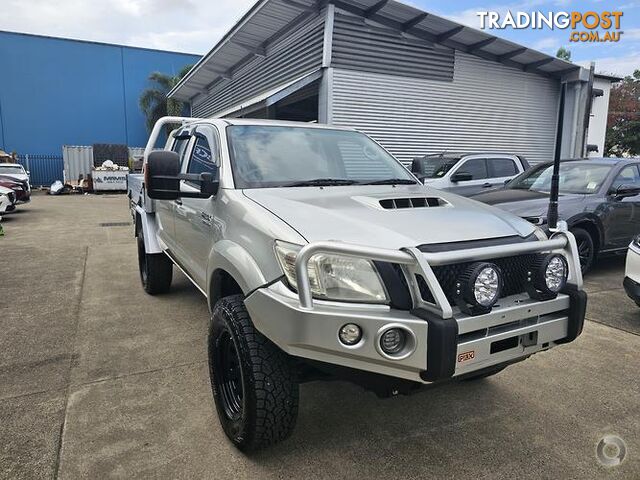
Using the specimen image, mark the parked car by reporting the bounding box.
[128,117,586,451]
[624,235,640,306]
[0,163,31,191]
[0,175,30,202]
[0,185,16,215]
[410,153,529,196]
[471,158,640,273]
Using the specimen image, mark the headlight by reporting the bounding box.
[632,235,640,250]
[533,253,568,295]
[456,262,503,314]
[274,241,389,303]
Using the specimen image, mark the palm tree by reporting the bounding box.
[139,64,193,134]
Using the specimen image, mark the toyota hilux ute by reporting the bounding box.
[128,117,587,452]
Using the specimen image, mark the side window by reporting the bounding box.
[488,158,518,178]
[171,138,190,166]
[611,165,640,190]
[458,159,487,180]
[186,134,218,187]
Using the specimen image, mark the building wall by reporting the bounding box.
[587,78,612,157]
[331,52,560,165]
[0,31,200,156]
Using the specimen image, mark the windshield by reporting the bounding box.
[508,162,612,194]
[0,165,25,175]
[227,125,416,189]
[416,157,460,178]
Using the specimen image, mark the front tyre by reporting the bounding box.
[208,295,298,451]
[136,235,172,294]
[571,227,595,274]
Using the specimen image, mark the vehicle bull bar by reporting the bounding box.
[294,233,582,318]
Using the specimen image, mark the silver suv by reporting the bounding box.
[128,117,586,452]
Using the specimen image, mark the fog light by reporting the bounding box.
[380,328,405,354]
[456,262,502,314]
[533,253,568,295]
[339,323,362,346]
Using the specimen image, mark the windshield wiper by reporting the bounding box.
[285,178,358,187]
[358,178,419,185]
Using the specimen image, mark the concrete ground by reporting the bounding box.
[1,193,639,480]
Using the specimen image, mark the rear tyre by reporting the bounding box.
[137,234,172,294]
[208,295,298,452]
[571,227,595,274]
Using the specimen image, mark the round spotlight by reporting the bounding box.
[338,323,362,346]
[459,262,503,310]
[535,254,568,294]
[380,328,405,355]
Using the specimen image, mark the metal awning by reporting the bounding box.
[169,0,581,102]
[210,69,322,118]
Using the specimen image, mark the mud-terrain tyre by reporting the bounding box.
[462,365,507,381]
[208,295,298,452]
[137,235,172,294]
[571,227,595,274]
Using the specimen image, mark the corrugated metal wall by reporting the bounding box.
[192,13,325,118]
[332,13,454,81]
[331,52,560,165]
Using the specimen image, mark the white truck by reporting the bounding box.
[128,116,587,451]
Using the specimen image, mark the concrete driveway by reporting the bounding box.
[1,194,638,479]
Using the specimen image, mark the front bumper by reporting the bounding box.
[623,276,640,304]
[245,279,587,384]
[246,233,585,383]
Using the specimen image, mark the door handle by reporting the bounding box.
[174,199,182,205]
[482,182,492,188]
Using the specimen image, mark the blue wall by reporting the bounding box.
[0,31,200,155]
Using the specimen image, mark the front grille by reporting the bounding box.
[419,254,537,304]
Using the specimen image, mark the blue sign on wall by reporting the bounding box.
[0,31,200,158]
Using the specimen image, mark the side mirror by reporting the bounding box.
[146,151,180,200]
[410,159,423,174]
[451,171,473,183]
[198,172,220,197]
[145,150,220,200]
[613,184,640,200]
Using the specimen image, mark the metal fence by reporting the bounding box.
[17,154,64,187]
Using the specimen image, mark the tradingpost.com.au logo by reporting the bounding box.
[477,11,624,43]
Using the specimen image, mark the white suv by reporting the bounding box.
[411,153,528,196]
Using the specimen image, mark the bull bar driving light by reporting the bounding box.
[526,253,569,300]
[454,262,503,315]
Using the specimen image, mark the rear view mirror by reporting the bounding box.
[451,171,473,183]
[613,184,640,200]
[145,150,219,200]
[146,151,180,200]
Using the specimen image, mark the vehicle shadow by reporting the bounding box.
[247,374,590,477]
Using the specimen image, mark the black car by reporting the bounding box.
[471,158,640,273]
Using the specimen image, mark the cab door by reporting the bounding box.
[604,164,640,248]
[155,132,191,252]
[174,125,221,289]
[486,157,520,188]
[447,158,489,196]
